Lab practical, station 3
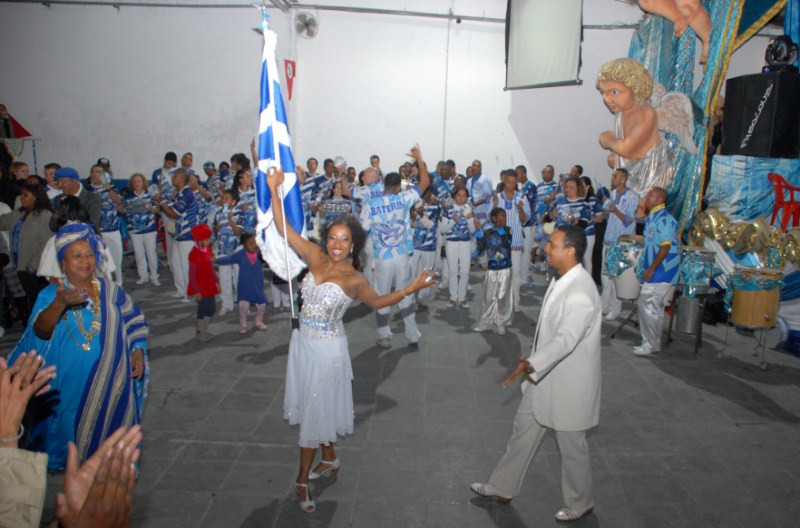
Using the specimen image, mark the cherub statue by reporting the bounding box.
[638,0,711,64]
[597,58,697,195]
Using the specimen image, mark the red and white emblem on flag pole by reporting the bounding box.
[285,60,296,100]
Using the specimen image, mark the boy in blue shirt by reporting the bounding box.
[473,208,514,335]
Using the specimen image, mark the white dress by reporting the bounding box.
[283,272,355,448]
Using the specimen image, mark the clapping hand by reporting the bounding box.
[57,425,142,528]
[0,351,57,447]
[500,357,532,389]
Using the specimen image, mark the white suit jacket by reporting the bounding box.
[523,263,602,432]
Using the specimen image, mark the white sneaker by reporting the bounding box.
[171,292,184,299]
[605,312,620,321]
[376,337,391,348]
[495,325,506,335]
[219,307,231,316]
[633,346,656,356]
[151,278,161,286]
[470,482,512,503]
[180,297,193,303]
[136,277,148,285]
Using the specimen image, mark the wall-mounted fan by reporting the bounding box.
[295,12,319,39]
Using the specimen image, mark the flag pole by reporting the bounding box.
[278,182,299,329]
[262,8,299,329]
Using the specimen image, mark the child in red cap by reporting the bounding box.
[188,224,219,341]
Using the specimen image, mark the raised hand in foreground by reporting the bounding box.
[56,425,142,528]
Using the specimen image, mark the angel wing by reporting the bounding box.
[650,84,698,154]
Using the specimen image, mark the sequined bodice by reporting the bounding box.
[299,273,354,339]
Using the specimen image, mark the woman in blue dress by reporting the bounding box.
[10,223,148,470]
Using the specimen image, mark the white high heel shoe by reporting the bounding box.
[294,482,316,513]
[308,458,340,480]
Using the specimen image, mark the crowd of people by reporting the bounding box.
[0,133,683,524]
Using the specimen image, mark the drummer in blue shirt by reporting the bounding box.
[635,187,679,356]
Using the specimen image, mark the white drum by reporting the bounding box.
[613,235,644,301]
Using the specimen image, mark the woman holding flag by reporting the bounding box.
[266,165,436,513]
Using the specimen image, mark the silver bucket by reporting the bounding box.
[676,295,702,335]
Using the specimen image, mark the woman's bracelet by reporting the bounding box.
[0,424,24,444]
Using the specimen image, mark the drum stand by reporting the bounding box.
[610,301,638,339]
[754,329,770,371]
[720,323,771,371]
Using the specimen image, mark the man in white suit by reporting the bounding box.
[471,224,602,523]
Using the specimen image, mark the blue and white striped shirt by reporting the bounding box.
[238,187,257,235]
[213,205,244,256]
[440,203,476,242]
[552,196,592,229]
[299,180,316,228]
[535,181,558,219]
[520,181,538,227]
[173,187,199,242]
[124,191,157,235]
[603,187,639,245]
[89,185,119,233]
[431,176,454,203]
[469,174,494,228]
[493,191,530,250]
[413,202,442,251]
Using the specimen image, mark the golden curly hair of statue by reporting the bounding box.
[596,58,654,104]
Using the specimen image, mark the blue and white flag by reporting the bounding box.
[255,13,306,280]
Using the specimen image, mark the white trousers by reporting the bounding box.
[511,249,524,310]
[438,232,449,283]
[409,250,435,306]
[522,225,534,283]
[445,240,471,303]
[102,230,123,285]
[162,213,180,293]
[219,263,239,310]
[637,282,673,352]
[271,283,291,308]
[174,240,194,297]
[131,231,159,282]
[600,245,622,316]
[373,255,420,342]
[582,235,595,277]
[488,386,593,512]
[435,232,445,275]
[361,238,375,287]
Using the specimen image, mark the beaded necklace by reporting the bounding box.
[62,279,102,351]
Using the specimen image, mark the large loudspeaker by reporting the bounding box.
[721,71,800,158]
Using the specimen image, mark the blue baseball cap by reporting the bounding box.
[55,167,80,180]
[203,161,215,169]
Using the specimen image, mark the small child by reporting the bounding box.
[188,224,220,341]
[216,233,268,333]
[214,188,243,316]
[472,207,513,335]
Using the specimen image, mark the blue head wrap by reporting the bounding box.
[55,223,106,271]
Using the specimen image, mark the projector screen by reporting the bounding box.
[505,0,583,90]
